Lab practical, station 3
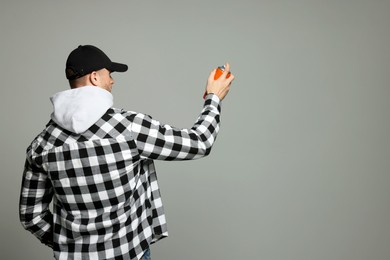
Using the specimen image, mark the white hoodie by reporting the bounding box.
[50,86,113,134]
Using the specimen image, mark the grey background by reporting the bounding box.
[1,0,389,259]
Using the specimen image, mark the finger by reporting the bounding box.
[223,63,231,76]
[225,63,230,72]
[225,73,235,84]
[208,68,217,82]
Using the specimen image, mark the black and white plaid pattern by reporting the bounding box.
[19,94,221,260]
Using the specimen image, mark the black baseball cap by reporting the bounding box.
[65,45,128,80]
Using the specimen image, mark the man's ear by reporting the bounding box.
[89,71,100,86]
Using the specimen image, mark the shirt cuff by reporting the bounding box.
[204,93,222,111]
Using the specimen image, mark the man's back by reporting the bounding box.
[21,92,223,259]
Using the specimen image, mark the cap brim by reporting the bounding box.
[110,62,128,73]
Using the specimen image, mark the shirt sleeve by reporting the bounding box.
[19,150,54,248]
[129,94,222,160]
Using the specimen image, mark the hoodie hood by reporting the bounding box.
[50,86,113,134]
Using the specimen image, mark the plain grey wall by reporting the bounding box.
[1,0,389,259]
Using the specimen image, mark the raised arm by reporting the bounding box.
[130,65,234,160]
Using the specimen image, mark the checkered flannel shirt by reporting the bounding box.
[19,94,222,260]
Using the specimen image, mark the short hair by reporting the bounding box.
[68,74,89,89]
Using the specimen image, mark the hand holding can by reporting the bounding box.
[203,64,234,100]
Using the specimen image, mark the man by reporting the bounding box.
[19,45,234,260]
